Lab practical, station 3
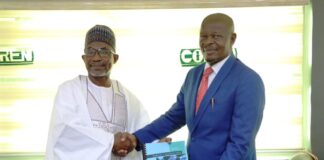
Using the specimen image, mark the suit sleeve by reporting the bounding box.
[220,72,265,160]
[133,82,187,144]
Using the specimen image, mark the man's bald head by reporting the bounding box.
[201,13,235,34]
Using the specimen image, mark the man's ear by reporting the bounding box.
[231,33,237,45]
[113,54,119,64]
[82,55,86,61]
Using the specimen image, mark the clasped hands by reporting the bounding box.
[112,132,172,157]
[112,132,136,157]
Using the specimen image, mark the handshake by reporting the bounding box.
[112,132,172,157]
[112,132,137,157]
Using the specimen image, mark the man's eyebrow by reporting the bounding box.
[87,47,109,50]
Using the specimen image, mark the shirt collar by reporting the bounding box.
[204,55,230,73]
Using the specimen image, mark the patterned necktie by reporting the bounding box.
[195,67,214,113]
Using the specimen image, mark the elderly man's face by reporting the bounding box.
[82,41,118,78]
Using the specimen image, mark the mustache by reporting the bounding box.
[203,48,218,52]
[89,62,105,66]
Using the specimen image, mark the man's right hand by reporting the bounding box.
[112,132,137,157]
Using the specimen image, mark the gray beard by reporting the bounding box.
[89,70,110,77]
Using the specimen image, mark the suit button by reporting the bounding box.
[191,137,195,141]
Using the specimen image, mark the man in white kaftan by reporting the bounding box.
[45,25,150,160]
[46,76,149,160]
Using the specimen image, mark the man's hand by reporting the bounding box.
[159,137,172,143]
[112,132,137,157]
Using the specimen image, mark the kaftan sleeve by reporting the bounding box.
[124,87,150,133]
[45,80,114,160]
[115,84,150,160]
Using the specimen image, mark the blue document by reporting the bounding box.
[143,141,188,160]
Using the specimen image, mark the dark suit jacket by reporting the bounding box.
[134,55,265,160]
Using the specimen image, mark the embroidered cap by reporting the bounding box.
[85,25,115,51]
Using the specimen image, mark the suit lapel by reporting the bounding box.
[187,64,205,129]
[190,55,236,134]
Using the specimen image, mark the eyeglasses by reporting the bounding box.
[84,47,115,58]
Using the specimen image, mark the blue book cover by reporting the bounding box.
[143,140,188,160]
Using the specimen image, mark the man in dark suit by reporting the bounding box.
[116,12,265,160]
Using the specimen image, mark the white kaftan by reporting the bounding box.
[46,75,150,160]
